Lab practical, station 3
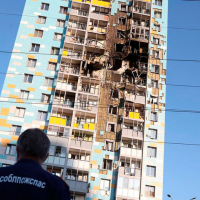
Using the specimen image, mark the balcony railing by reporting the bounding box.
[67,158,90,169]
[88,25,107,34]
[45,155,66,165]
[65,36,85,45]
[70,8,89,17]
[79,84,99,95]
[73,0,91,3]
[53,98,74,108]
[132,6,150,15]
[60,64,80,75]
[65,179,88,193]
[62,50,82,59]
[70,139,93,150]
[73,121,95,131]
[125,93,145,104]
[68,21,87,30]
[131,19,149,28]
[86,39,105,49]
[118,166,141,178]
[92,0,111,7]
[56,81,77,91]
[122,128,143,139]
[76,102,98,112]
[124,111,144,121]
[120,147,142,158]
[49,116,72,126]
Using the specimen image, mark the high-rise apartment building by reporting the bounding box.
[0,0,167,199]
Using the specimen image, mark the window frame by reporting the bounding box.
[59,6,68,14]
[146,165,156,177]
[56,19,65,27]
[51,47,60,55]
[11,125,22,136]
[19,90,30,100]
[37,110,47,121]
[30,43,40,52]
[14,107,26,118]
[154,11,162,18]
[148,129,157,139]
[147,146,157,158]
[103,158,112,170]
[34,29,43,38]
[37,16,46,24]
[27,58,37,68]
[153,37,160,45]
[100,179,110,191]
[145,185,155,197]
[106,122,116,132]
[47,62,57,71]
[41,93,51,103]
[54,33,62,41]
[40,3,49,11]
[5,144,16,156]
[153,24,161,32]
[23,74,33,84]
[155,0,162,6]
[108,105,118,115]
[44,77,54,87]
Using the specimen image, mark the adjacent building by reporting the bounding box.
[0,0,168,199]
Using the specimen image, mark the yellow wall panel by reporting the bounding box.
[9,94,18,99]
[35,72,43,76]
[49,59,57,63]
[28,33,34,37]
[91,160,97,165]
[7,84,16,89]
[94,149,101,154]
[1,139,11,147]
[0,119,12,128]
[11,136,19,141]
[27,55,35,59]
[27,87,36,92]
[0,108,10,116]
[16,99,24,103]
[93,185,100,190]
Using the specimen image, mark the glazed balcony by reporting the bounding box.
[86,38,106,49]
[132,1,151,16]
[65,36,85,45]
[62,49,82,60]
[70,9,89,17]
[59,64,80,75]
[118,166,141,178]
[68,21,87,31]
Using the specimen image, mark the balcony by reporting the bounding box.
[73,0,91,4]
[132,1,151,16]
[131,19,149,28]
[49,107,73,127]
[76,101,98,113]
[130,28,149,42]
[86,38,106,49]
[90,12,109,21]
[56,81,77,92]
[122,128,143,140]
[125,92,145,104]
[120,147,142,158]
[88,25,107,34]
[65,36,85,45]
[92,0,111,8]
[67,158,90,169]
[68,21,87,30]
[48,126,70,138]
[70,8,89,17]
[62,49,82,60]
[65,180,88,193]
[60,64,80,75]
[118,166,141,178]
[70,138,93,150]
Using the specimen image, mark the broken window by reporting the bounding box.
[150,95,158,104]
[119,4,127,12]
[151,65,159,74]
[116,43,124,52]
[147,129,157,139]
[109,106,117,115]
[117,30,126,39]
[106,122,116,132]
[151,80,158,88]
[150,112,158,122]
[111,89,119,99]
[103,159,112,170]
[105,141,114,151]
[152,50,160,58]
[118,17,126,25]
[155,0,162,6]
[153,37,160,45]
[154,11,162,18]
[153,24,161,32]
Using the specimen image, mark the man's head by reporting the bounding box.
[16,128,50,165]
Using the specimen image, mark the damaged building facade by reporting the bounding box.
[0,0,168,199]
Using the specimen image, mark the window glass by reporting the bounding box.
[49,146,55,156]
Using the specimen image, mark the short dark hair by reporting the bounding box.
[17,128,50,161]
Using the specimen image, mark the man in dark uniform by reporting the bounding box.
[0,128,71,200]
